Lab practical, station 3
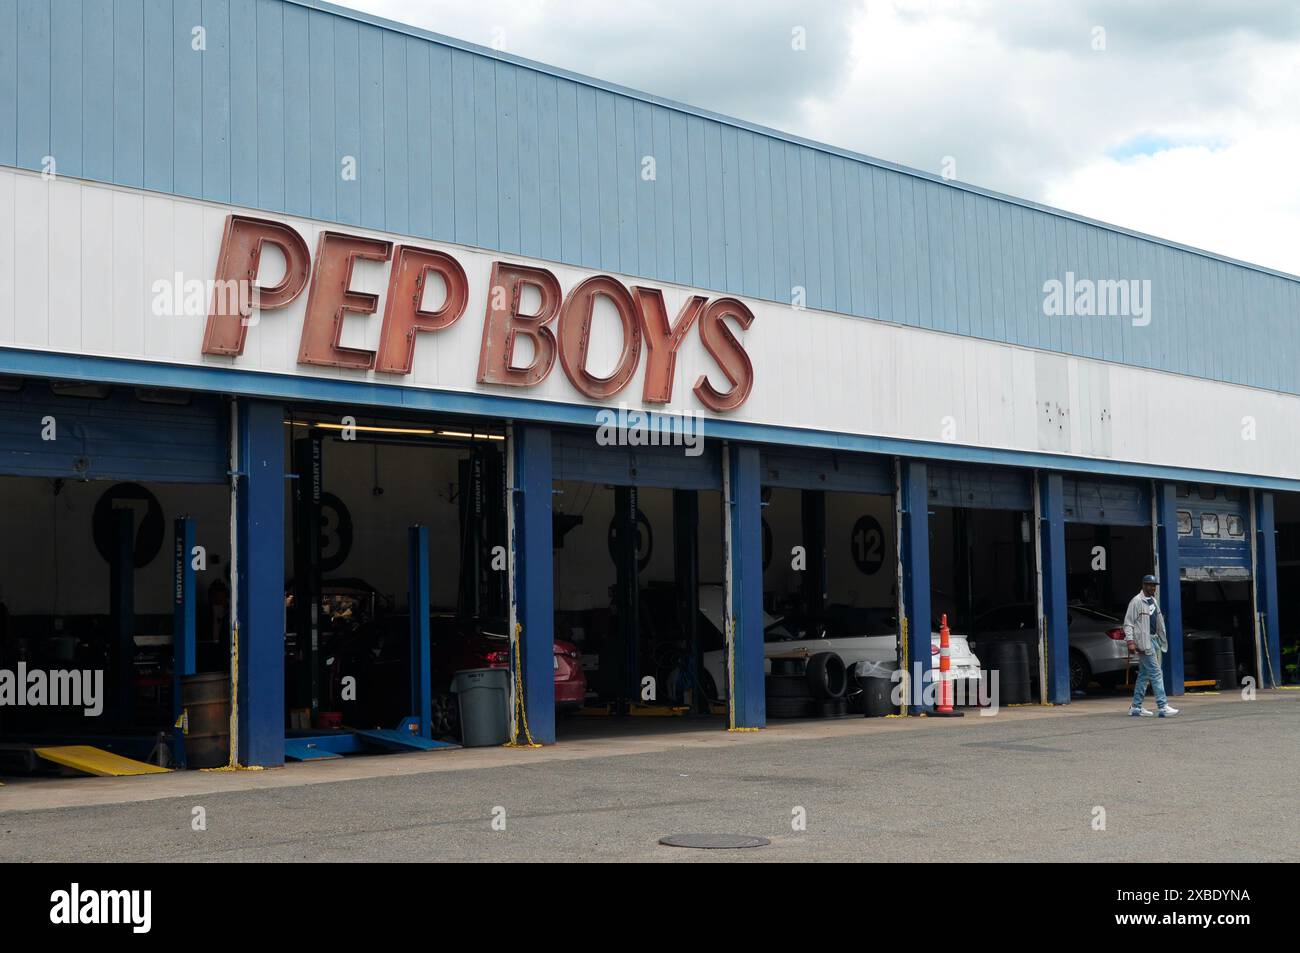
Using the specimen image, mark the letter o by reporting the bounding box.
[558,275,642,399]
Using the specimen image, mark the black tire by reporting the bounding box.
[1069,651,1091,694]
[818,698,847,718]
[770,658,805,676]
[766,696,812,719]
[805,652,847,700]
[766,674,812,698]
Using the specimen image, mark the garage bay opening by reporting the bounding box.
[0,380,230,777]
[551,427,725,738]
[282,408,507,756]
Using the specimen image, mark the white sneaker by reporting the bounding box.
[1129,706,1155,717]
[1158,705,1179,717]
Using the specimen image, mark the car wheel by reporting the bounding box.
[1069,651,1091,694]
[430,692,459,739]
[806,652,847,700]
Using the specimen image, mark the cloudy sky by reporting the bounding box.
[340,0,1300,276]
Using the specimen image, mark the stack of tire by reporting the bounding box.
[1194,636,1238,691]
[978,640,1032,706]
[766,653,848,718]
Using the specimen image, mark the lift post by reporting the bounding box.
[672,489,703,713]
[408,525,432,738]
[172,517,197,767]
[290,432,323,718]
[801,490,827,624]
[111,508,135,729]
[613,484,640,709]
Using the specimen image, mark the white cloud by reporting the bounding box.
[1045,129,1300,275]
[338,0,1300,274]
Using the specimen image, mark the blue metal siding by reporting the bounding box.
[551,429,721,491]
[760,447,892,494]
[1062,476,1151,526]
[0,383,228,483]
[928,464,1032,511]
[4,0,1300,394]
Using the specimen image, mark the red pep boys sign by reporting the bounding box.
[201,214,755,412]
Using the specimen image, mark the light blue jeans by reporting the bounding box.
[1131,650,1167,710]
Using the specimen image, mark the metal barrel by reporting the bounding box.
[181,672,231,768]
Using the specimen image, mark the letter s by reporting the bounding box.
[692,297,755,412]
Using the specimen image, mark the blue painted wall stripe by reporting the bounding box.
[5,346,1300,494]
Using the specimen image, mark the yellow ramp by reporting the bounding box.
[34,746,171,777]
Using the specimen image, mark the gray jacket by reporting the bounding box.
[1123,593,1168,655]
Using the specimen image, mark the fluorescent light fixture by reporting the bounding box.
[283,420,502,440]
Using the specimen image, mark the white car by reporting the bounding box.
[690,586,982,702]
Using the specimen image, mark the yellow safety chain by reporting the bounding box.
[199,622,262,772]
[1040,622,1051,706]
[725,615,760,732]
[504,623,542,748]
[1260,616,1279,690]
[899,615,909,716]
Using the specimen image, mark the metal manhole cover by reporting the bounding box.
[659,834,770,850]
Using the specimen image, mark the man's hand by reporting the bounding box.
[1126,640,1138,654]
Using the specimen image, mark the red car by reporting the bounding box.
[426,617,586,737]
[321,609,585,737]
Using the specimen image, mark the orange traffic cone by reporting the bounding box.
[932,614,964,717]
[937,614,954,713]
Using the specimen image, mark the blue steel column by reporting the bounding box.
[408,526,432,737]
[727,444,765,728]
[172,517,197,766]
[1255,492,1282,688]
[899,460,931,714]
[237,400,286,767]
[513,425,555,743]
[1039,473,1071,704]
[1155,482,1185,695]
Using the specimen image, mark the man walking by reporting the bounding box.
[1125,574,1179,717]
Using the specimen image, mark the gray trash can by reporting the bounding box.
[449,668,511,747]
